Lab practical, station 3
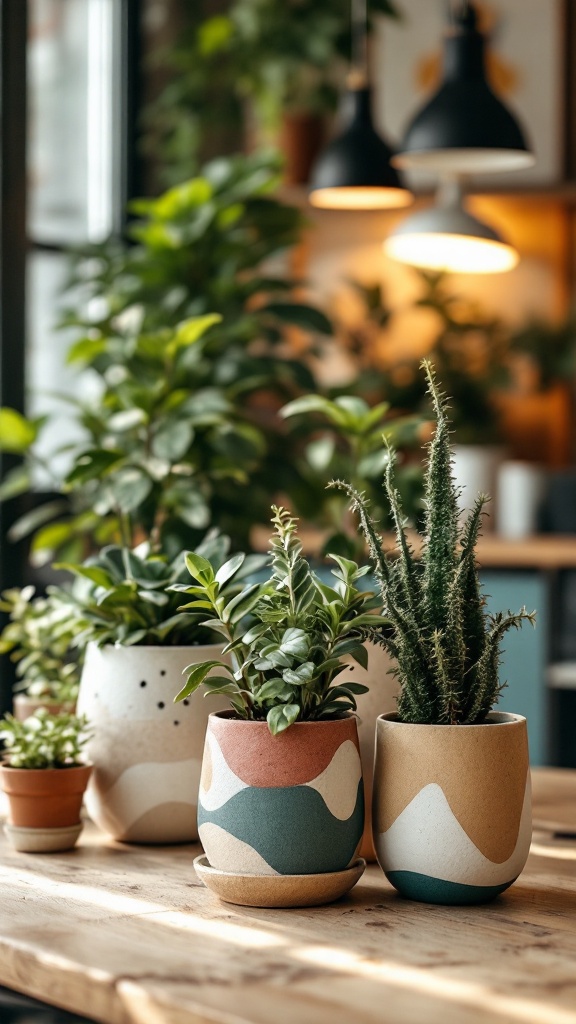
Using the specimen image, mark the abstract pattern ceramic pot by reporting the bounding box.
[198,712,364,875]
[77,643,228,843]
[352,641,398,860]
[373,712,531,905]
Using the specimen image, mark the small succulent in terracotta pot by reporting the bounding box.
[0,709,92,853]
[174,506,387,906]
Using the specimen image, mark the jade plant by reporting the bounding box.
[58,536,267,649]
[0,587,80,707]
[174,506,387,734]
[331,361,535,726]
[0,708,91,769]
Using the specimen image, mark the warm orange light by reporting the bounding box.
[310,186,413,210]
[384,231,519,274]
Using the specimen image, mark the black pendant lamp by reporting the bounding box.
[309,0,411,210]
[393,1,534,175]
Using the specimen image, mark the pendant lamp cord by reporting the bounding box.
[449,0,476,28]
[351,0,368,86]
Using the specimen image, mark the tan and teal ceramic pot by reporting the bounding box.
[373,712,531,905]
[198,712,364,875]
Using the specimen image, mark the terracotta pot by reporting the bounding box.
[280,112,326,185]
[1,764,91,828]
[373,712,531,905]
[198,711,364,876]
[77,643,229,844]
[13,695,73,722]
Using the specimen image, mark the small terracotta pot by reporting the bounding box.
[280,112,326,185]
[1,764,92,828]
[198,711,364,876]
[373,712,531,905]
[13,695,73,722]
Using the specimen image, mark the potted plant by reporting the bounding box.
[331,361,535,906]
[0,156,332,562]
[280,390,429,859]
[62,536,266,845]
[145,1,400,185]
[173,505,387,907]
[0,587,80,720]
[0,708,91,853]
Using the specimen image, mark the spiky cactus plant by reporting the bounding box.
[330,361,535,726]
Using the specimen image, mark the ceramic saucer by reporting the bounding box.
[193,855,366,908]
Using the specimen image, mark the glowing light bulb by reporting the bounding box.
[384,231,518,274]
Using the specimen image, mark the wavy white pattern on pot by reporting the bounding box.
[198,823,279,875]
[306,739,362,819]
[84,759,201,835]
[375,775,532,887]
[201,729,362,820]
[200,728,249,812]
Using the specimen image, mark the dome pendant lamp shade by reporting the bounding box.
[309,81,412,210]
[384,176,519,275]
[393,2,534,175]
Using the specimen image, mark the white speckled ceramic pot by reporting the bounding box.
[77,643,228,844]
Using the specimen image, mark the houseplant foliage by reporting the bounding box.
[0,709,92,853]
[0,708,90,770]
[281,392,426,556]
[0,586,80,711]
[58,535,267,649]
[0,154,332,559]
[331,360,535,725]
[174,505,387,734]
[146,0,401,183]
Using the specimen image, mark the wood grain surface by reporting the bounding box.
[251,527,576,570]
[0,769,575,1024]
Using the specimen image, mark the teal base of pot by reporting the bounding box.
[386,870,517,905]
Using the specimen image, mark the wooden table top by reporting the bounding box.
[0,768,575,1024]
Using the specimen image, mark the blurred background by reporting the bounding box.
[1,0,576,766]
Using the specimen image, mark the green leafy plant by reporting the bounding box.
[0,154,332,559]
[330,361,535,726]
[0,708,91,769]
[174,505,387,734]
[146,0,401,183]
[508,316,576,390]
[57,536,267,649]
[281,392,426,556]
[0,587,80,705]
[328,273,511,445]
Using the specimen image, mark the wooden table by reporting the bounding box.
[0,769,575,1024]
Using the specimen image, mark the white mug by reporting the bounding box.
[496,462,545,539]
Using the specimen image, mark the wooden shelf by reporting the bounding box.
[253,525,576,570]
